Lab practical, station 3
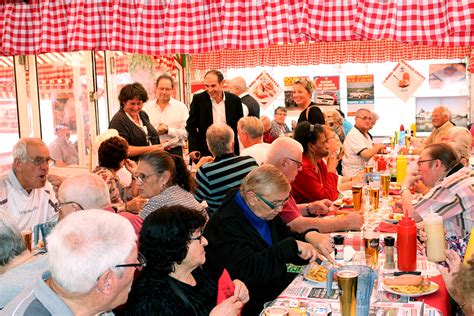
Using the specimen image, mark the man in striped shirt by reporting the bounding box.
[194,123,258,215]
[402,143,473,239]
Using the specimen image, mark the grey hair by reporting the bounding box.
[355,108,372,116]
[12,138,46,162]
[434,105,452,119]
[0,210,26,266]
[206,123,234,157]
[240,164,290,197]
[230,76,247,93]
[265,137,303,166]
[325,109,343,124]
[238,116,264,139]
[58,174,111,209]
[47,209,136,294]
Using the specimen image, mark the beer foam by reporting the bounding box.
[337,270,359,278]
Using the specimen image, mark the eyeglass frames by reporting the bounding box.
[417,158,436,167]
[254,192,289,210]
[54,201,84,213]
[26,157,56,167]
[115,253,146,271]
[285,157,303,169]
[134,171,161,183]
[190,230,205,244]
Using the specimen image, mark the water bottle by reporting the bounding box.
[397,212,417,271]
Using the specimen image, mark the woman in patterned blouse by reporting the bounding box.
[136,151,206,219]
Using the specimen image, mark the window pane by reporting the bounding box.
[0,57,19,172]
[37,52,89,167]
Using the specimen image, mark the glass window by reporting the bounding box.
[37,52,90,167]
[0,57,19,172]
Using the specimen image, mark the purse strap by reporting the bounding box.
[166,276,198,316]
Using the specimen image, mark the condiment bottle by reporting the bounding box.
[410,123,417,137]
[423,213,446,262]
[333,235,345,261]
[397,211,417,271]
[399,124,405,131]
[383,236,395,269]
[396,155,407,184]
[377,155,387,171]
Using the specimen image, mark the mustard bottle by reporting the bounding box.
[410,123,417,138]
[396,154,407,184]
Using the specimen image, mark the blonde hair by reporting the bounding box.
[240,165,290,197]
[293,78,315,94]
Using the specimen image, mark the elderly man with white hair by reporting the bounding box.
[3,209,139,315]
[0,138,58,232]
[194,123,258,215]
[237,116,270,165]
[228,76,260,117]
[57,173,142,235]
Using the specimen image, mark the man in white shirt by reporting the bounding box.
[342,108,386,176]
[0,138,58,232]
[237,116,270,165]
[143,73,189,156]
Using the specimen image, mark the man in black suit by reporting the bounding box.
[229,76,260,118]
[186,70,244,158]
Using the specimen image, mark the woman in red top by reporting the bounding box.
[291,122,339,203]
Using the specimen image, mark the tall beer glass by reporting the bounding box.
[337,270,358,316]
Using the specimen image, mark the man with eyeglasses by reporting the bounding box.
[342,108,386,176]
[400,143,473,240]
[3,209,140,315]
[0,138,58,232]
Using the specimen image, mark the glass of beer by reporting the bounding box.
[364,165,374,184]
[351,183,363,212]
[380,173,390,198]
[21,230,33,251]
[363,230,379,269]
[337,270,358,316]
[369,185,380,211]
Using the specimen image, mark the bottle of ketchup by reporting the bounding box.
[397,211,417,271]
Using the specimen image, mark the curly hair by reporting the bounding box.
[293,121,324,154]
[139,205,206,275]
[118,82,149,109]
[453,257,474,301]
[98,136,129,171]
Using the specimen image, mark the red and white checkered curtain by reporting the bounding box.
[0,0,473,54]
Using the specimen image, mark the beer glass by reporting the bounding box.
[337,270,358,316]
[369,185,380,211]
[363,230,379,269]
[380,174,390,198]
[21,230,32,251]
[351,184,363,212]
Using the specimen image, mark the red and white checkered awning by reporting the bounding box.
[0,0,472,56]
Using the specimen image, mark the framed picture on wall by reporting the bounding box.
[415,96,468,132]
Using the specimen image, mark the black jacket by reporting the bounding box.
[203,189,309,316]
[186,91,243,157]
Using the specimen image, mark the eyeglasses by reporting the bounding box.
[356,116,371,121]
[286,157,303,169]
[54,201,84,213]
[115,253,146,271]
[26,157,56,167]
[417,158,436,167]
[190,230,205,244]
[135,171,161,183]
[254,192,290,210]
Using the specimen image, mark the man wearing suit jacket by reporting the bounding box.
[186,70,244,158]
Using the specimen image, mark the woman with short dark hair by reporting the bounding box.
[93,136,146,214]
[109,82,164,160]
[124,205,249,315]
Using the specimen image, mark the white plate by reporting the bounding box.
[303,264,338,289]
[382,214,403,224]
[340,190,352,197]
[382,281,439,297]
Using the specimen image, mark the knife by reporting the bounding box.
[384,271,421,276]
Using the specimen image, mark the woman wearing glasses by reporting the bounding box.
[292,78,325,126]
[204,165,320,316]
[136,151,205,219]
[124,205,249,315]
[109,83,164,160]
[93,136,147,214]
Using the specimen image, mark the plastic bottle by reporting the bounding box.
[377,155,387,171]
[397,212,417,271]
[410,123,417,137]
[396,155,407,184]
[423,213,446,262]
[399,124,405,131]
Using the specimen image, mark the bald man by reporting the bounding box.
[229,76,260,117]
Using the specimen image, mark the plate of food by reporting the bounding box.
[340,190,352,198]
[334,197,353,209]
[303,263,339,289]
[382,213,404,224]
[382,275,439,297]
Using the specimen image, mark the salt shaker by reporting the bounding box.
[333,235,345,261]
[383,236,395,269]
